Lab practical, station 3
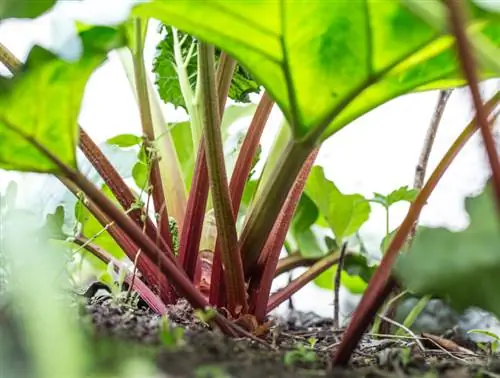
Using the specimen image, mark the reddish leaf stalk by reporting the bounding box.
[73,235,168,314]
[209,92,274,307]
[178,141,210,279]
[78,128,171,254]
[60,177,176,304]
[178,53,236,281]
[445,0,500,212]
[331,93,500,366]
[199,42,247,315]
[266,249,343,314]
[132,17,173,251]
[249,147,319,321]
[274,251,351,278]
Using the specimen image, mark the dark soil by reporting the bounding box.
[2,284,500,378]
[78,287,500,378]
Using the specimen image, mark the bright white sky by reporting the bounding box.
[1,0,499,320]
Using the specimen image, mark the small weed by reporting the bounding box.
[283,341,317,366]
[194,307,217,326]
[195,365,231,378]
[159,316,185,350]
[468,329,500,354]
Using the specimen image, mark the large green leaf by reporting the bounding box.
[304,166,371,242]
[134,1,499,140]
[0,27,126,173]
[1,0,56,19]
[394,181,500,319]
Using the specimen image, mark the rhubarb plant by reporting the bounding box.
[1,0,500,368]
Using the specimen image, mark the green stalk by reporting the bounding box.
[117,49,187,228]
[132,17,173,250]
[172,27,203,153]
[239,137,315,276]
[198,42,247,315]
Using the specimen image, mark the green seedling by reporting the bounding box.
[195,365,231,378]
[159,316,185,350]
[194,307,218,326]
[468,329,500,354]
[283,342,317,366]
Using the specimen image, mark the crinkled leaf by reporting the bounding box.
[227,63,260,103]
[0,27,125,173]
[153,26,196,109]
[1,0,56,19]
[107,133,142,148]
[394,181,500,318]
[373,186,419,208]
[153,25,260,109]
[136,1,500,140]
[305,166,370,242]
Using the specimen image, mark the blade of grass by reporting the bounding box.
[332,92,500,366]
[395,295,431,337]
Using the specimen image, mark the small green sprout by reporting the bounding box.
[194,306,217,326]
[97,261,127,302]
[468,329,500,354]
[159,316,185,350]
[195,365,231,378]
[283,341,317,366]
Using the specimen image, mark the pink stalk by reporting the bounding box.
[249,147,319,321]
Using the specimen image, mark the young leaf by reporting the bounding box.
[373,186,419,208]
[394,181,500,319]
[0,27,125,173]
[135,1,500,140]
[107,134,142,148]
[305,166,370,242]
[1,0,56,19]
